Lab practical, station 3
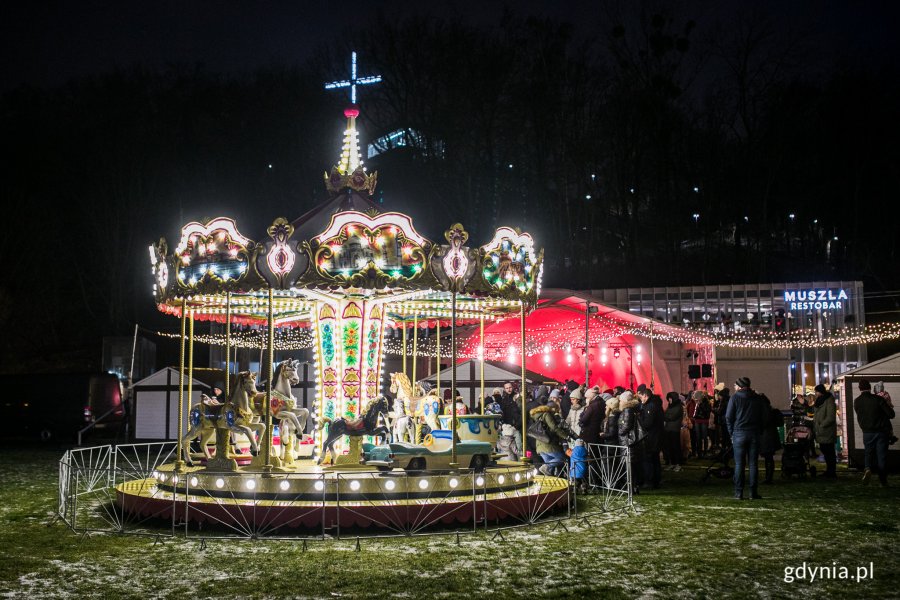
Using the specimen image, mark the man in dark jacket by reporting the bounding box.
[637,387,663,489]
[499,382,522,432]
[578,389,605,446]
[854,379,895,486]
[725,377,767,500]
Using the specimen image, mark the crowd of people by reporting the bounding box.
[477,376,895,498]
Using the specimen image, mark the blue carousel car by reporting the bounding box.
[363,430,493,472]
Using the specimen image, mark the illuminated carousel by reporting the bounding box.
[116,68,567,534]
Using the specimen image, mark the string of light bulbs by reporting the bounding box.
[155,319,900,354]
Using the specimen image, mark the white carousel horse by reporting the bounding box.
[387,373,415,443]
[248,359,309,461]
[389,372,441,442]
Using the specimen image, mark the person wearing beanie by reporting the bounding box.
[853,379,895,486]
[569,438,589,493]
[599,396,622,447]
[577,386,604,445]
[726,377,767,500]
[663,392,684,471]
[813,383,837,478]
[565,390,586,438]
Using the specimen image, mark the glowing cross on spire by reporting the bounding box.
[324,51,382,105]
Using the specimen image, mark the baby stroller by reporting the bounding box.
[782,420,817,479]
[700,444,734,483]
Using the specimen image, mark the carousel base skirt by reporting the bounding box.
[115,462,568,532]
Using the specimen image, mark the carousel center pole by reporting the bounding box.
[520,301,528,463]
[263,287,275,471]
[649,321,655,389]
[450,292,458,467]
[479,314,485,414]
[175,298,187,471]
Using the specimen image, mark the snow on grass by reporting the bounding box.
[0,448,898,599]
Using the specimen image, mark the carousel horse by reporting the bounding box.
[390,372,440,443]
[180,382,265,466]
[317,396,391,466]
[248,359,310,461]
[225,371,267,455]
[388,373,416,443]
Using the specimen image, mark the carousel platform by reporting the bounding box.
[115,460,569,532]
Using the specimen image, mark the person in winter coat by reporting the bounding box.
[854,379,895,486]
[499,383,523,432]
[565,392,586,439]
[618,391,643,491]
[569,438,589,493]
[680,409,693,462]
[813,384,838,478]
[715,384,732,450]
[726,377,767,500]
[577,389,605,445]
[531,400,568,476]
[598,396,621,447]
[637,387,663,489]
[759,394,783,484]
[663,392,684,470]
[692,391,712,456]
[683,392,697,457]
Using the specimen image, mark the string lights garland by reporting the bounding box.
[157,318,900,356]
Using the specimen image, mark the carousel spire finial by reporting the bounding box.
[323,51,381,195]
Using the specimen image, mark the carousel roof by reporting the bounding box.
[149,106,544,327]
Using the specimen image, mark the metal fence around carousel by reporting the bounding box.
[57,442,634,542]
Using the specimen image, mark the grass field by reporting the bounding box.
[1,445,898,599]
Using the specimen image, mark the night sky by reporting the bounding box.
[4,1,898,91]
[3,1,900,369]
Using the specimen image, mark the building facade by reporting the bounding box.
[590,281,866,404]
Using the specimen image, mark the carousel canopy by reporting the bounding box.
[150,106,544,328]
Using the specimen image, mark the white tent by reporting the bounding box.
[132,368,210,441]
[835,353,900,471]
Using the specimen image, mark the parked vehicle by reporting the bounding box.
[0,372,124,442]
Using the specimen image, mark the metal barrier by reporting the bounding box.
[57,443,634,542]
[575,444,635,516]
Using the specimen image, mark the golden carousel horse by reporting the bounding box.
[180,373,266,467]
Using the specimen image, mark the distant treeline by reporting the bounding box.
[2,6,899,368]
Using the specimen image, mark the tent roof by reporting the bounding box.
[133,367,212,389]
[837,352,900,378]
[421,359,559,386]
